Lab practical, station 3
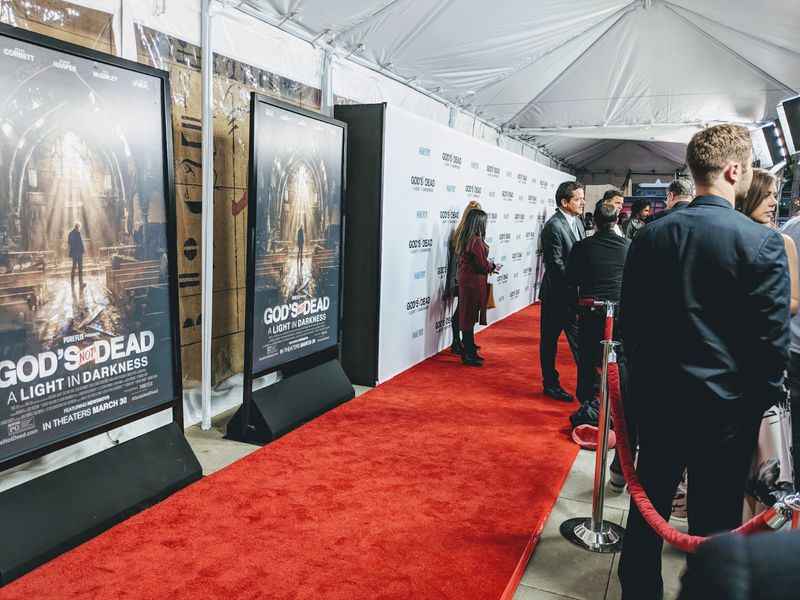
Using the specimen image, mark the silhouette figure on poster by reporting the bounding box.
[68,223,85,289]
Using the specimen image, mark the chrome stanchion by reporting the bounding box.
[561,300,626,553]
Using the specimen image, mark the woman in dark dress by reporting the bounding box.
[455,209,500,366]
[444,200,481,354]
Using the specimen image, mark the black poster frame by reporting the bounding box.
[0,23,184,473]
[242,94,348,438]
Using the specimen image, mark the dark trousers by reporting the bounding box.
[789,351,800,489]
[576,310,606,405]
[539,298,579,389]
[71,255,83,286]
[451,300,461,346]
[618,415,761,600]
[462,327,477,358]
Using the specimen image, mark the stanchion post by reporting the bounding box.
[561,300,626,553]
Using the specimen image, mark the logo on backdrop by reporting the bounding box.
[441,152,462,169]
[497,273,509,285]
[414,269,427,281]
[446,184,456,193]
[486,164,500,178]
[437,266,448,280]
[409,238,434,253]
[434,317,450,333]
[465,184,483,198]
[416,209,429,220]
[471,161,481,170]
[512,251,523,262]
[528,195,537,204]
[440,209,459,223]
[505,170,513,178]
[540,180,549,190]
[523,266,534,276]
[526,231,535,240]
[499,233,512,244]
[487,211,498,223]
[406,296,431,314]
[510,289,521,300]
[502,190,514,201]
[514,213,525,223]
[419,146,431,157]
[411,175,436,192]
[518,174,528,184]
[412,328,425,339]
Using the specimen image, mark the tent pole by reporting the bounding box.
[200,0,215,431]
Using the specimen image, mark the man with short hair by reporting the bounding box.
[618,124,789,599]
[601,189,625,236]
[649,177,695,223]
[567,203,629,424]
[624,199,652,240]
[539,181,585,402]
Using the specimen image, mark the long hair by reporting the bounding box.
[737,168,775,218]
[455,209,488,256]
[452,200,482,243]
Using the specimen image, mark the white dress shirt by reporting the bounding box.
[559,208,582,240]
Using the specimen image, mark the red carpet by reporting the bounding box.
[0,305,578,600]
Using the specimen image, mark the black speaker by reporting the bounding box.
[227,359,354,443]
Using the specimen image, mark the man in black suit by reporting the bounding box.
[567,203,630,416]
[539,181,585,402]
[68,222,85,288]
[648,177,694,223]
[618,124,790,599]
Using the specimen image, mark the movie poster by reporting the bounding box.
[250,98,343,375]
[0,29,177,465]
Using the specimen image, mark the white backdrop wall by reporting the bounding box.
[378,106,572,383]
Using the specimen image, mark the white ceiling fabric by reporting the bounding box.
[238,0,800,176]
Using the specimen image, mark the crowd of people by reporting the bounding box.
[446,123,799,599]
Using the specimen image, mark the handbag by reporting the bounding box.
[486,283,496,309]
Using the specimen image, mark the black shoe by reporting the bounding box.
[473,351,485,361]
[544,386,574,402]
[451,339,464,355]
[462,356,483,367]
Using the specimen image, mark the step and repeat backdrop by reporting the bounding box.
[378,106,573,383]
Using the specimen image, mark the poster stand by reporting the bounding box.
[0,25,200,585]
[226,95,353,445]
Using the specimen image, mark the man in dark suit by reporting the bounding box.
[567,203,630,414]
[539,181,585,402]
[618,124,790,599]
[648,177,694,223]
[68,222,85,288]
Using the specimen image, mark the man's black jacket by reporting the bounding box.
[621,195,789,430]
[567,230,630,303]
[539,210,585,304]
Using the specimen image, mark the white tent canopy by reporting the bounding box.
[238,0,800,178]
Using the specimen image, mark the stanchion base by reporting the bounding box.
[560,517,625,553]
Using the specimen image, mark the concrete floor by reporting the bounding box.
[514,449,687,600]
[182,392,685,600]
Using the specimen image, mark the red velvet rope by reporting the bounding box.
[606,362,778,553]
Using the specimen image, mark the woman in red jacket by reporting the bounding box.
[455,209,501,366]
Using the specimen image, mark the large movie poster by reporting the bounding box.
[0,28,178,466]
[249,97,344,375]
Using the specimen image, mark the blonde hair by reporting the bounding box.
[452,200,482,244]
[686,123,752,186]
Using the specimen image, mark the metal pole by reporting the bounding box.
[561,301,625,553]
[200,0,215,431]
[590,338,614,532]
